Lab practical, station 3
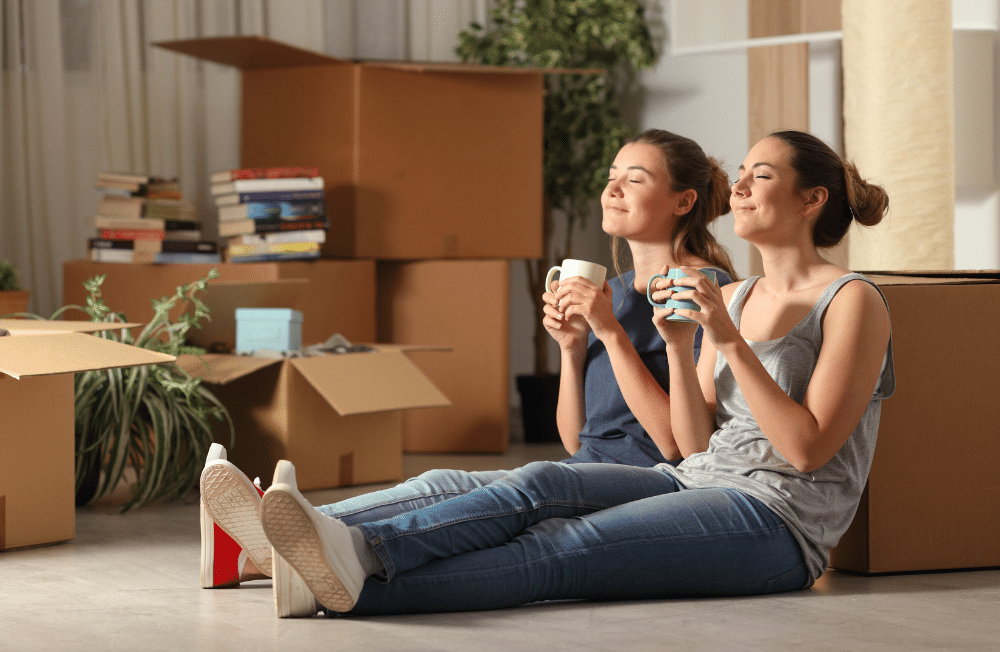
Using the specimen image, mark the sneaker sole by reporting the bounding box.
[201,463,272,574]
[260,488,357,613]
[273,552,320,617]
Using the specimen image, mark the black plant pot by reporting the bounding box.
[516,373,561,443]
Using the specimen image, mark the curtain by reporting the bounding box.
[0,0,486,316]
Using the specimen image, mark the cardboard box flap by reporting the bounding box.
[365,60,602,75]
[155,35,600,76]
[186,279,308,349]
[0,332,175,379]
[0,319,145,335]
[371,343,452,354]
[289,351,449,416]
[153,36,344,69]
[863,270,1000,285]
[173,353,283,384]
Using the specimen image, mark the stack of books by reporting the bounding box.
[89,172,221,264]
[210,166,328,263]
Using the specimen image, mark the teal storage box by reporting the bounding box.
[235,308,303,353]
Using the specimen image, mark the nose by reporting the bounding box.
[731,173,748,196]
[604,178,624,198]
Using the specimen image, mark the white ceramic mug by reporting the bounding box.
[544,259,607,293]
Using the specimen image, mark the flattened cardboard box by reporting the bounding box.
[62,258,377,351]
[829,271,1000,573]
[0,320,175,550]
[175,346,449,491]
[153,35,553,260]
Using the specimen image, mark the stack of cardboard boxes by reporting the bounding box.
[63,35,552,491]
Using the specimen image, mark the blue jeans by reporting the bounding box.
[324,462,807,615]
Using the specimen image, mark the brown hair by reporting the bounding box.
[610,129,738,281]
[768,130,889,248]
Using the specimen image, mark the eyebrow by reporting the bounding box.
[609,164,654,174]
[737,162,776,172]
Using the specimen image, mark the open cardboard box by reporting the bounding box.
[828,271,1000,573]
[152,35,564,260]
[174,344,450,491]
[0,320,175,550]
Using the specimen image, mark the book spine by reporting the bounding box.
[227,241,320,257]
[99,229,166,241]
[153,252,223,264]
[228,229,327,246]
[159,240,218,253]
[211,177,324,195]
[90,248,157,264]
[215,190,325,205]
[251,217,330,234]
[89,238,162,253]
[163,220,201,232]
[213,166,319,182]
[94,216,166,230]
[226,250,322,264]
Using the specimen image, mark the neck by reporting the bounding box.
[755,240,837,292]
[627,240,683,291]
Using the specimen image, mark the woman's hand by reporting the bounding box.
[551,276,619,342]
[542,279,593,350]
[651,266,738,350]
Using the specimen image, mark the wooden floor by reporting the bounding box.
[4,442,999,652]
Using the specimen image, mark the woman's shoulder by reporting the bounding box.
[827,274,888,318]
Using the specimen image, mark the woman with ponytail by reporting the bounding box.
[545,128,736,466]
[246,130,893,616]
[201,129,740,615]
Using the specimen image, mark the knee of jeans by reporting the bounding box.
[408,468,474,494]
[504,461,566,489]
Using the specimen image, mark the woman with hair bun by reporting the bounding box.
[249,130,894,616]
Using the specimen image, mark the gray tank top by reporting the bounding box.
[660,273,895,584]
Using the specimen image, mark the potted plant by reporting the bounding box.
[0,259,30,316]
[456,0,657,441]
[24,270,233,510]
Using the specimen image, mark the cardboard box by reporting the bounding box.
[62,259,376,351]
[175,346,449,491]
[377,260,510,453]
[0,320,175,550]
[154,35,547,260]
[829,271,1000,573]
[236,308,303,353]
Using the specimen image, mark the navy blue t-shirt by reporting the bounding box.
[565,267,733,467]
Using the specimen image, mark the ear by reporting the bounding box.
[673,188,698,216]
[801,186,828,218]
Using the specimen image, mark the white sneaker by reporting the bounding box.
[273,552,322,618]
[260,460,367,614]
[200,444,273,578]
[200,444,270,587]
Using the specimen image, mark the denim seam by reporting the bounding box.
[332,491,470,519]
[373,498,611,544]
[761,560,807,594]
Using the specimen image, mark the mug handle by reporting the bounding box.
[646,273,670,308]
[544,266,562,294]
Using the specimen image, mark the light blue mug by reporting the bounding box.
[646,268,718,322]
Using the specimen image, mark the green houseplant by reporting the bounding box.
[0,259,30,316]
[456,0,657,439]
[26,270,233,510]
